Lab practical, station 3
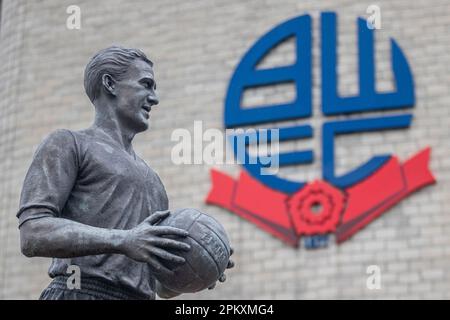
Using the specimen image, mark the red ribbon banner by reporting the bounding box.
[205,147,436,247]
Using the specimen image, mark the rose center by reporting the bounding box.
[310,202,323,215]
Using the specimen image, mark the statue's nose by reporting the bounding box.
[147,94,159,106]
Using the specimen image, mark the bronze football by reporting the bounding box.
[155,208,231,293]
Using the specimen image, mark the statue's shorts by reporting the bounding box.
[39,275,153,300]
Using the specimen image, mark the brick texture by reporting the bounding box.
[0,0,449,299]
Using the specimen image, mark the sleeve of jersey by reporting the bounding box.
[16,129,79,228]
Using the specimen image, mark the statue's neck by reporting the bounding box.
[92,106,136,156]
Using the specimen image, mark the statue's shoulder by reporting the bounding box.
[39,128,96,154]
[33,129,80,163]
[54,128,97,144]
[40,128,77,147]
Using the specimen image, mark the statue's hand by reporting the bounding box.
[120,210,190,277]
[208,247,235,290]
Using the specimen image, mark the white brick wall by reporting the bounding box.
[0,0,449,299]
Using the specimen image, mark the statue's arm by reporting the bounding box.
[19,216,126,258]
[19,211,191,279]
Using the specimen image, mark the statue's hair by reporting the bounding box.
[84,45,153,102]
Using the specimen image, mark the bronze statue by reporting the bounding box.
[17,46,234,300]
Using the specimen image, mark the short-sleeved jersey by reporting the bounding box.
[17,128,169,299]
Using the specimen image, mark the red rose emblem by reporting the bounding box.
[286,180,346,235]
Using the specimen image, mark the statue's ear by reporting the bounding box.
[102,74,116,96]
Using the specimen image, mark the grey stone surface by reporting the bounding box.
[0,0,449,299]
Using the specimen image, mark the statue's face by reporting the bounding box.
[114,59,159,132]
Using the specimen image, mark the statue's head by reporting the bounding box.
[84,45,158,132]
